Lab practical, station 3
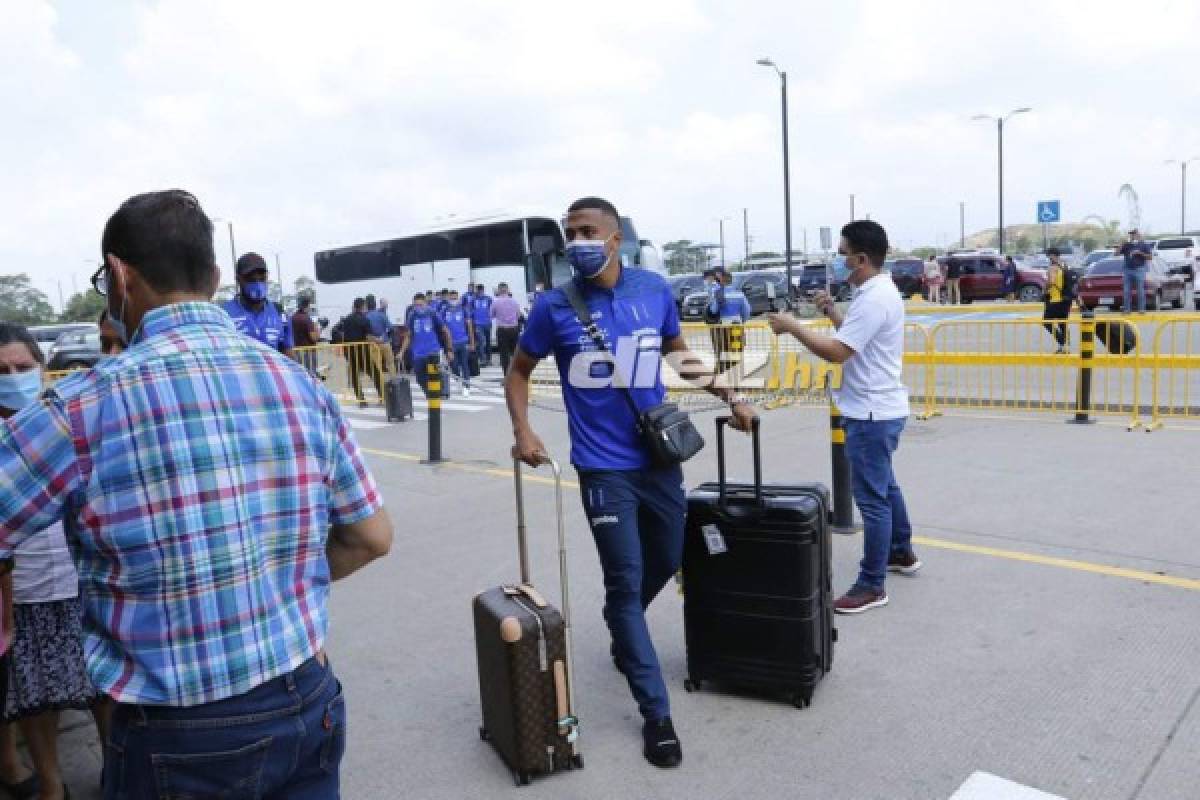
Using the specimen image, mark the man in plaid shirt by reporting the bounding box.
[0,190,393,798]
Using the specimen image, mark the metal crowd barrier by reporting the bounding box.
[1148,318,1200,429]
[36,317,1200,430]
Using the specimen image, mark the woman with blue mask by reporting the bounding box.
[0,323,101,800]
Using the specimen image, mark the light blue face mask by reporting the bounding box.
[566,233,615,279]
[832,255,851,282]
[0,368,43,412]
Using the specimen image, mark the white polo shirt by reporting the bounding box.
[831,273,910,420]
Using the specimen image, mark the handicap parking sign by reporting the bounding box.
[1037,200,1060,223]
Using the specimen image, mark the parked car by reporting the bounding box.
[938,252,1047,302]
[29,323,95,360]
[1084,249,1114,268]
[679,270,792,321]
[1152,236,1199,308]
[667,274,708,312]
[1077,254,1186,311]
[794,262,853,302]
[46,328,103,370]
[884,258,924,297]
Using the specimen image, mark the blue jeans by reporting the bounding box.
[1123,269,1146,312]
[844,417,914,592]
[475,323,492,364]
[578,465,685,722]
[105,655,345,799]
[452,342,471,387]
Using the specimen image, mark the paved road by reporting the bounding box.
[49,371,1200,799]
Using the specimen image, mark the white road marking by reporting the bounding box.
[949,772,1067,800]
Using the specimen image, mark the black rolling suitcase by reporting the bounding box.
[384,375,413,421]
[682,417,835,709]
[1094,319,1137,354]
[474,459,582,786]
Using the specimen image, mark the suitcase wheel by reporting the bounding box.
[513,770,531,787]
[683,678,702,693]
[478,726,489,742]
[571,754,585,770]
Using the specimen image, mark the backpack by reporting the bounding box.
[1060,267,1079,303]
[330,316,347,344]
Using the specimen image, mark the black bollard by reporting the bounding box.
[829,401,860,534]
[423,361,445,464]
[1068,309,1097,425]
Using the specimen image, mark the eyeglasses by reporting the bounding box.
[90,263,108,297]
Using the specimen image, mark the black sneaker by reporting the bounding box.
[643,717,682,768]
[887,551,922,575]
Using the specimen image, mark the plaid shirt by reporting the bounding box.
[0,302,382,706]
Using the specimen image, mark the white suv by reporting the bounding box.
[1153,237,1199,308]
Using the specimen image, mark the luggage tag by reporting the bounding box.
[702,524,727,556]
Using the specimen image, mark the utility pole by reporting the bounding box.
[959,201,965,248]
[274,252,284,302]
[227,221,237,268]
[1166,158,1199,234]
[850,193,856,221]
[743,208,750,262]
[719,219,726,269]
[972,108,1031,254]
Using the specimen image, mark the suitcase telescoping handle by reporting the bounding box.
[716,415,763,507]
[513,457,579,744]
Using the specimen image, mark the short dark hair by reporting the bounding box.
[101,190,216,293]
[353,297,366,310]
[840,220,888,267]
[0,323,44,366]
[567,196,621,224]
[1046,247,1061,256]
[365,294,377,311]
[297,294,312,311]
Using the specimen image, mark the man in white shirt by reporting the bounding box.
[768,220,920,615]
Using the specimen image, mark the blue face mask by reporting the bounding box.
[242,281,268,302]
[0,368,43,413]
[832,256,851,282]
[566,234,615,279]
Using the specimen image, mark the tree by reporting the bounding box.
[910,246,939,260]
[59,290,107,322]
[0,274,56,326]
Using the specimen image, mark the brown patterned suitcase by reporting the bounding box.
[473,459,582,786]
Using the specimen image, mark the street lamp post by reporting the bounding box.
[212,218,238,271]
[972,108,1031,253]
[1165,158,1199,235]
[959,201,965,248]
[757,58,794,294]
[716,217,732,268]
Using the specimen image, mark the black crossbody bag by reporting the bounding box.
[562,280,704,467]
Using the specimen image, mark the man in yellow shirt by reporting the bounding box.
[1042,248,1071,354]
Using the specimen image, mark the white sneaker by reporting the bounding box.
[463,386,472,397]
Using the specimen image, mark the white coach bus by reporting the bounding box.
[313,208,664,322]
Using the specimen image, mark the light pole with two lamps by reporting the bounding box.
[971,107,1031,254]
[756,57,794,294]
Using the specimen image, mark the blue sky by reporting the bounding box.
[4,0,1199,306]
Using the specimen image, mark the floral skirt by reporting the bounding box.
[3,597,98,720]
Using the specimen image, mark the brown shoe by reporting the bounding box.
[833,586,889,615]
[887,551,922,575]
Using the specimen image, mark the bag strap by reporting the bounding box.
[561,280,645,421]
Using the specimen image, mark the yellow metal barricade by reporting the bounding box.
[1148,318,1200,429]
[319,342,391,407]
[923,316,1147,425]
